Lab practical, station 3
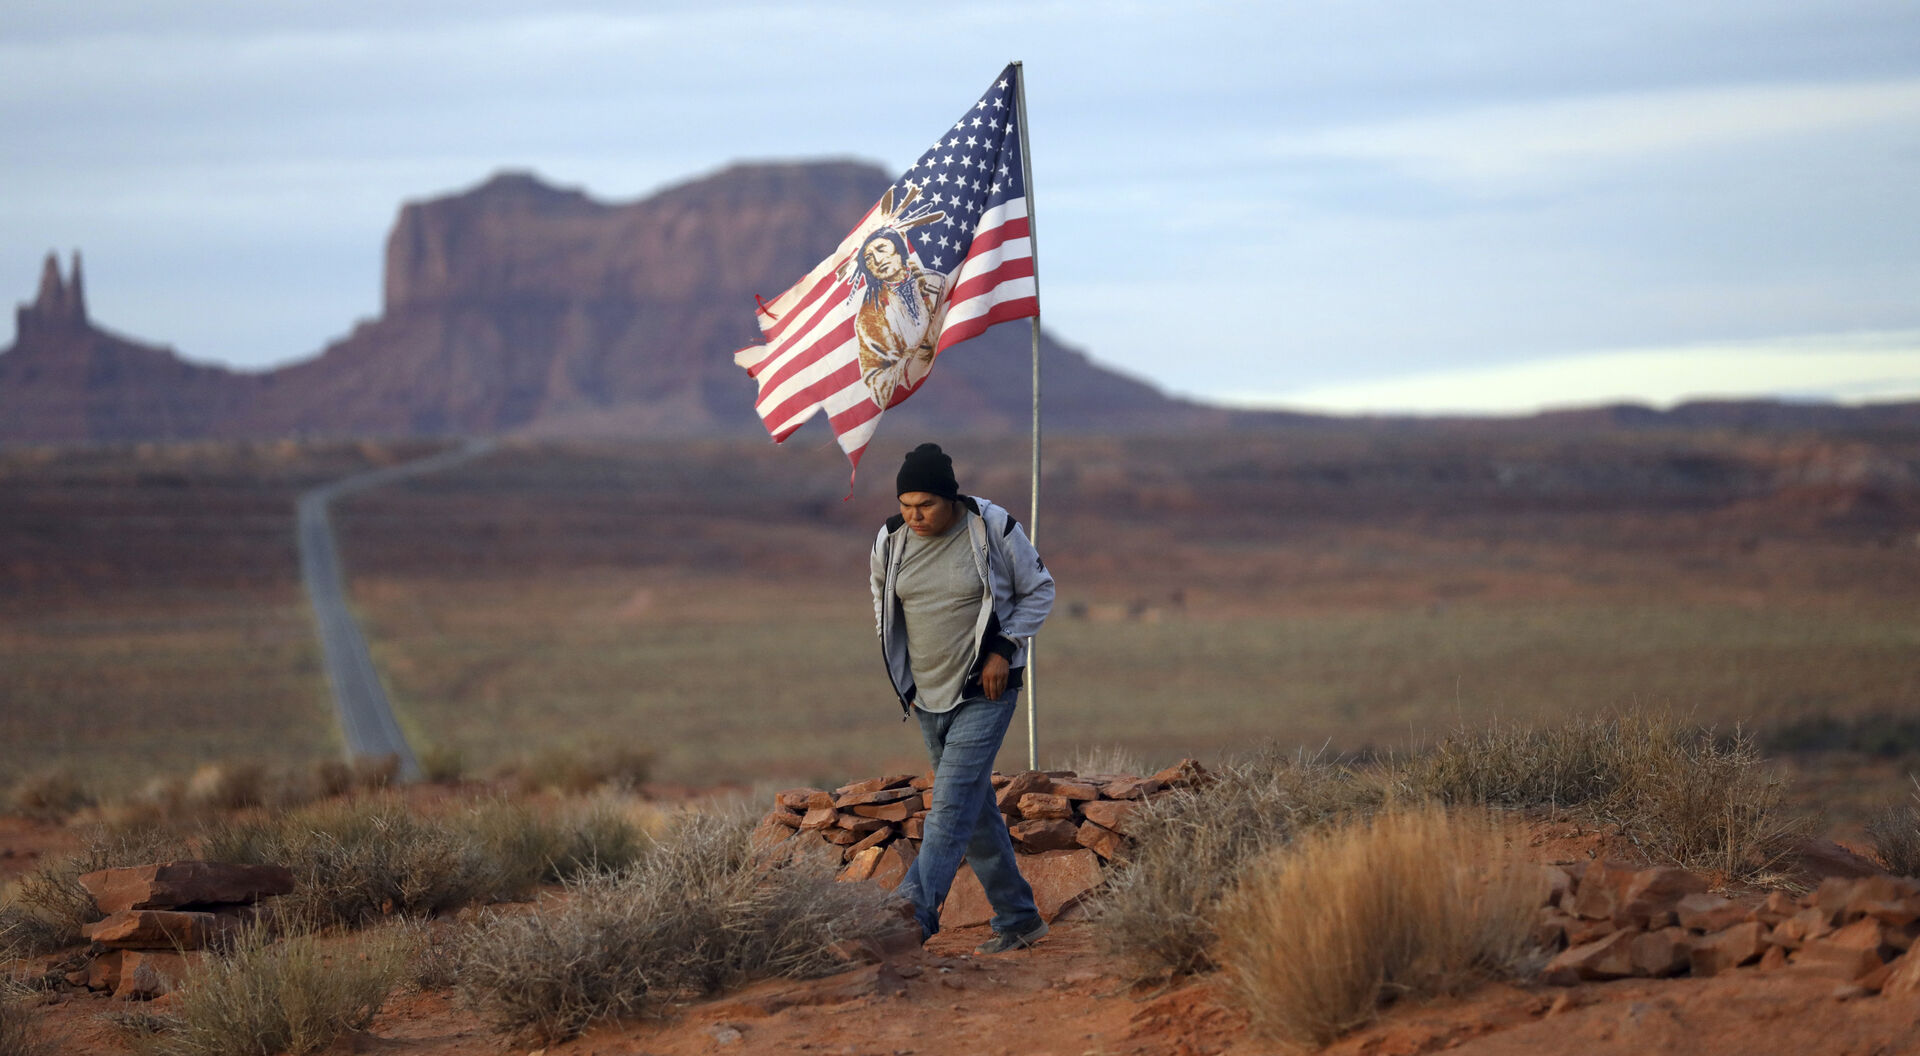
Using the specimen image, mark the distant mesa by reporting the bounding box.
[1,164,1218,445]
[20,250,89,338]
[3,166,1917,446]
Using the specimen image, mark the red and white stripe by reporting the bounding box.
[734,196,1038,472]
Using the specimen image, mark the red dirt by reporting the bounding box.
[9,811,1919,1055]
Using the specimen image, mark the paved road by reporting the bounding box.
[296,439,495,781]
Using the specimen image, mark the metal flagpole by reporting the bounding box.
[1012,60,1043,771]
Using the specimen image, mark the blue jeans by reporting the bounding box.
[893,688,1041,940]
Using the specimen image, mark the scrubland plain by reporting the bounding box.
[2,426,1917,808]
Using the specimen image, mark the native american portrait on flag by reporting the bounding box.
[733,63,1039,475]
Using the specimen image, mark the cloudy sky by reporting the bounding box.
[4,1,1917,414]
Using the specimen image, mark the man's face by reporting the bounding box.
[864,237,906,283]
[899,491,958,536]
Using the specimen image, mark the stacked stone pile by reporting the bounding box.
[71,861,293,999]
[754,761,1206,918]
[1539,860,1920,994]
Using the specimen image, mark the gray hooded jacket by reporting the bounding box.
[870,495,1055,716]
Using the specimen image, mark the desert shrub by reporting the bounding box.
[457,807,891,1044]
[0,904,71,962]
[1763,712,1920,758]
[138,925,407,1056]
[1400,712,1804,881]
[1218,806,1544,1047]
[417,744,465,785]
[1055,744,1146,778]
[513,745,654,795]
[6,768,93,821]
[350,755,400,792]
[203,798,500,928]
[3,825,194,950]
[466,796,647,898]
[1093,750,1383,979]
[1866,779,1920,878]
[312,760,355,799]
[0,981,49,1056]
[185,763,268,813]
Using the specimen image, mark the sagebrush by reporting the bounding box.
[136,925,407,1056]
[457,807,892,1043]
[1093,750,1383,978]
[1218,806,1544,1046]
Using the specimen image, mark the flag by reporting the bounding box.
[733,63,1039,476]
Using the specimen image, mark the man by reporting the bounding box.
[872,442,1055,954]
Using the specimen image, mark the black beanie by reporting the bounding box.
[896,443,959,499]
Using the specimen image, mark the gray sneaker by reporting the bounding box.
[974,918,1049,954]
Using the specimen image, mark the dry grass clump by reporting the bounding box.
[1400,712,1804,880]
[1218,806,1545,1047]
[1094,750,1383,979]
[0,982,50,1056]
[203,798,503,928]
[135,925,407,1056]
[467,796,649,897]
[457,807,892,1044]
[1865,779,1920,878]
[6,768,93,821]
[201,794,649,929]
[511,744,655,796]
[2,825,192,953]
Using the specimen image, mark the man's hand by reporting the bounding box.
[981,653,1011,699]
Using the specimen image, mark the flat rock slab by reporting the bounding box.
[80,861,294,914]
[939,848,1104,929]
[81,909,227,950]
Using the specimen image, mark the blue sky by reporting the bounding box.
[4,0,1917,414]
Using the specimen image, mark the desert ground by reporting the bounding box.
[3,423,1919,1054]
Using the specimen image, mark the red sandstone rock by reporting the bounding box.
[87,950,122,992]
[844,827,891,860]
[835,786,920,809]
[799,806,838,831]
[1544,930,1636,985]
[1098,777,1162,801]
[805,790,835,810]
[1689,920,1767,977]
[1076,821,1127,863]
[995,772,1053,812]
[80,862,294,914]
[1790,937,1884,981]
[834,814,889,833]
[840,845,885,882]
[1051,780,1100,801]
[939,849,1104,928]
[1016,793,1074,820]
[1617,867,1709,928]
[909,772,935,791]
[766,809,803,829]
[822,827,861,846]
[1675,893,1750,933]
[1079,799,1142,836]
[117,950,195,1000]
[1011,819,1081,853]
[775,788,823,811]
[868,841,917,890]
[904,816,925,840]
[1882,945,1920,996]
[1569,861,1635,922]
[1756,890,1799,925]
[81,910,225,951]
[1629,927,1694,978]
[1148,759,1208,787]
[851,800,915,822]
[835,774,915,797]
[1540,866,1573,909]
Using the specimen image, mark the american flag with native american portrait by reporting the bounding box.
[733,62,1039,477]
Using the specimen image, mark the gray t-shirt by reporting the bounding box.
[895,512,983,712]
